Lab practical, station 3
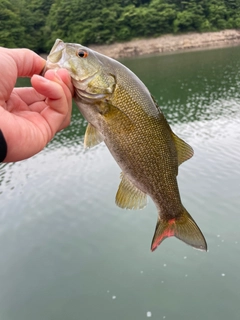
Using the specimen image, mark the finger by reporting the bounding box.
[31,72,72,135]
[54,69,74,96]
[3,91,43,113]
[44,70,73,128]
[45,70,73,131]
[4,48,46,78]
[53,69,73,130]
[13,87,45,106]
[44,69,74,98]
[11,69,73,112]
[32,72,71,113]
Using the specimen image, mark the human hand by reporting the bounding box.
[0,47,73,162]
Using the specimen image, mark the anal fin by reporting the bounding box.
[116,173,147,210]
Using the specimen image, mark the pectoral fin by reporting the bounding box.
[116,173,147,210]
[84,123,104,148]
[99,101,135,131]
[172,133,194,166]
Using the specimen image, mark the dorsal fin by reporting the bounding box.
[151,94,162,113]
[84,123,104,149]
[150,95,192,165]
[115,173,147,210]
[172,132,194,166]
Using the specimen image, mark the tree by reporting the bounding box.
[1,0,239,51]
[0,0,25,47]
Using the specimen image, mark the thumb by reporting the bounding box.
[4,48,45,77]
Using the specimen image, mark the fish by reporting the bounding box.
[44,39,207,252]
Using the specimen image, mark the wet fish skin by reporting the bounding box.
[45,39,207,252]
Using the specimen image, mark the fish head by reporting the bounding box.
[45,39,116,101]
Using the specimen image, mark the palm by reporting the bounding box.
[3,87,51,143]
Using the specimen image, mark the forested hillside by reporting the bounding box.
[1,0,240,53]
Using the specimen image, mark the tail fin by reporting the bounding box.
[151,208,207,252]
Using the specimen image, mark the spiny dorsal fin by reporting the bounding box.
[151,95,160,111]
[116,173,147,210]
[84,123,104,149]
[172,132,194,166]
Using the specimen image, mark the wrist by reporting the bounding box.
[0,130,7,162]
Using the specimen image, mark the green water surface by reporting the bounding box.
[1,46,240,320]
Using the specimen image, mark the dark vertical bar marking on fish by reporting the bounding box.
[0,130,7,162]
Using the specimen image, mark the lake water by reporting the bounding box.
[1,46,240,320]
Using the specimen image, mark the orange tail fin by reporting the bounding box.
[151,208,207,251]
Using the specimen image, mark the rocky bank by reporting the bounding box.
[89,29,240,59]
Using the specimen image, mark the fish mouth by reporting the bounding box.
[50,39,65,55]
[41,39,66,75]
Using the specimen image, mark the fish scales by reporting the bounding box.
[44,39,207,252]
[98,71,181,215]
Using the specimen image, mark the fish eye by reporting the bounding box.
[77,50,88,58]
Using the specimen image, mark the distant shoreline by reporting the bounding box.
[42,29,240,60]
[90,29,240,59]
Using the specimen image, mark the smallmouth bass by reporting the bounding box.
[44,39,207,252]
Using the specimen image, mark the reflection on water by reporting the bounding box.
[1,46,240,320]
[122,46,240,124]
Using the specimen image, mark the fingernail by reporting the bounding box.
[0,130,7,162]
